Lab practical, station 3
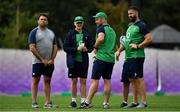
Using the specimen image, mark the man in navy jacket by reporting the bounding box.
[63,16,93,108]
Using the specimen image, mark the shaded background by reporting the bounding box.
[1,0,180,49]
[0,0,180,95]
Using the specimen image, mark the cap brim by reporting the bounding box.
[74,21,84,23]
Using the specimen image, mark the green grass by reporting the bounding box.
[0,95,180,111]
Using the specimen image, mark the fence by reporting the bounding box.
[0,48,180,95]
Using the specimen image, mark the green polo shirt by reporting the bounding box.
[121,21,149,60]
[95,25,117,63]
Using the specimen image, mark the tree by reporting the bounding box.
[0,0,98,49]
[96,0,129,36]
[1,0,179,49]
[140,0,180,30]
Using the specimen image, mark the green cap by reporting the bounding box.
[93,12,107,19]
[74,16,84,22]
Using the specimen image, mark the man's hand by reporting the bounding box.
[48,59,54,65]
[82,46,88,52]
[42,59,49,66]
[115,51,120,61]
[129,44,138,49]
[77,43,85,51]
[93,49,97,58]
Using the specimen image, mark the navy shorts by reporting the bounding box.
[32,63,54,78]
[121,58,144,83]
[92,59,114,80]
[68,61,88,78]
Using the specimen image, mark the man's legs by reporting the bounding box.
[136,77,147,108]
[138,78,147,103]
[103,79,111,104]
[136,58,147,108]
[129,78,138,104]
[102,79,111,109]
[71,78,78,98]
[122,82,130,103]
[80,78,86,104]
[43,72,58,108]
[121,60,130,107]
[120,82,130,107]
[43,75,51,104]
[70,78,78,107]
[31,77,40,103]
[86,79,99,104]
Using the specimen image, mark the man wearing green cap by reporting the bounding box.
[63,16,93,108]
[82,12,117,109]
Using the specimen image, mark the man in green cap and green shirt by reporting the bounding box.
[82,12,117,109]
[116,6,152,108]
[63,16,93,108]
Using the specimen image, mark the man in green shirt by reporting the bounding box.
[116,6,152,108]
[82,12,117,109]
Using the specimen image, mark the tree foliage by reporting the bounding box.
[96,0,128,36]
[0,0,180,49]
[140,0,180,30]
[0,0,98,49]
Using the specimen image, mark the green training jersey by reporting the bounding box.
[75,31,83,62]
[96,25,117,63]
[121,21,149,60]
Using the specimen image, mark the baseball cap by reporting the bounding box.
[74,16,84,22]
[93,12,107,19]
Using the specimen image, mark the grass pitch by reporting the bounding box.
[0,95,180,111]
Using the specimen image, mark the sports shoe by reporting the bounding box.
[120,102,128,108]
[69,101,77,108]
[80,102,92,109]
[123,102,139,108]
[32,102,39,108]
[44,101,59,109]
[79,102,86,108]
[103,103,110,109]
[77,102,86,109]
[136,103,147,108]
